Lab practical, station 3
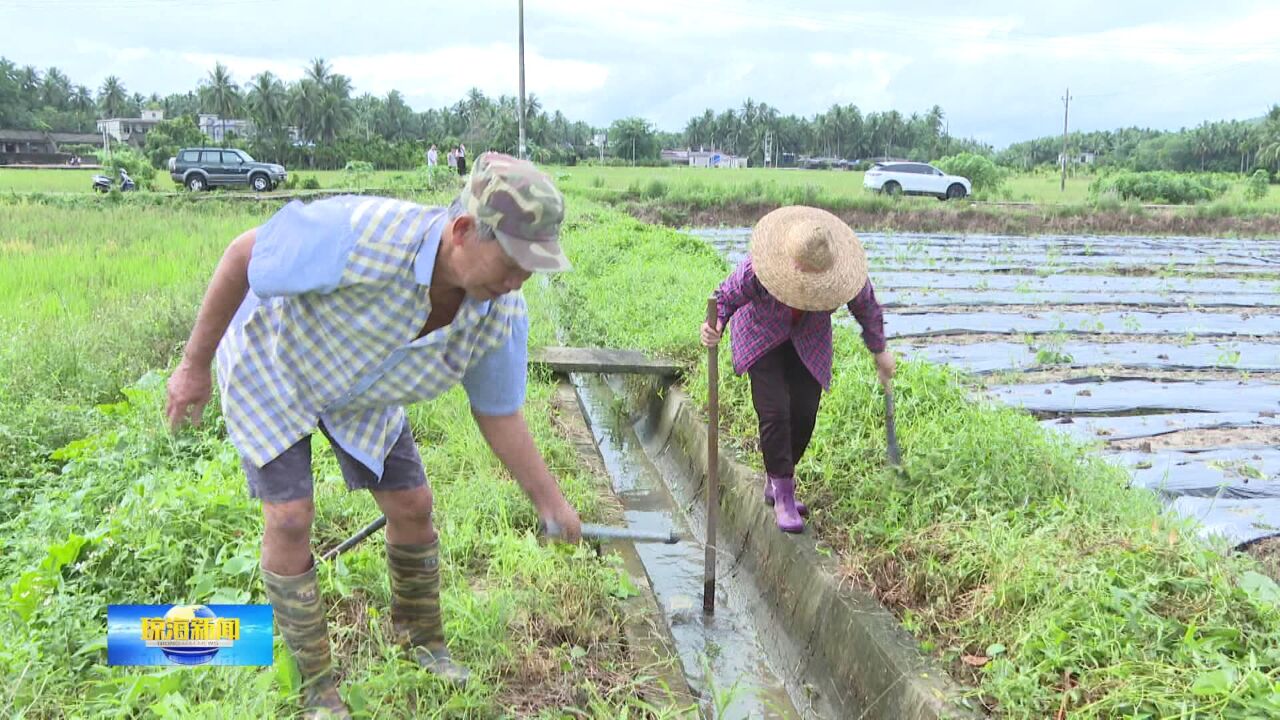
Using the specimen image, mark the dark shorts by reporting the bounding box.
[242,420,427,504]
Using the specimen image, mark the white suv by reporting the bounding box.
[863,161,971,200]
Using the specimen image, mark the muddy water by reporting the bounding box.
[687,226,1280,548]
[570,373,805,720]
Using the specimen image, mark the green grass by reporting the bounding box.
[0,168,455,195]
[536,199,1280,718]
[0,197,692,718]
[0,167,102,192]
[551,165,1280,209]
[8,163,1280,212]
[0,199,275,482]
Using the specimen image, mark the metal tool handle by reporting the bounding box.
[882,379,901,466]
[321,515,387,562]
[541,520,680,544]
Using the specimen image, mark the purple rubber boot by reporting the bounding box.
[763,475,809,517]
[768,474,805,533]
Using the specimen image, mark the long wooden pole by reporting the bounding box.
[703,297,719,614]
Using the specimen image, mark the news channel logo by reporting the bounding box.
[107,604,273,666]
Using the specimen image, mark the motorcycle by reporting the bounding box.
[92,168,137,193]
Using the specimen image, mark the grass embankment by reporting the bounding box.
[537,200,1280,718]
[548,166,1280,237]
[0,197,690,718]
[0,167,449,196]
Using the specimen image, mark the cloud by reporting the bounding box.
[175,45,607,110]
[7,0,1280,146]
[180,53,306,83]
[807,50,911,111]
[950,5,1280,68]
[330,45,609,101]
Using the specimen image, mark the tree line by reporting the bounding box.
[998,109,1280,174]
[0,55,991,169]
[3,55,1276,173]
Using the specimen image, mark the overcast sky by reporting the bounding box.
[3,0,1278,147]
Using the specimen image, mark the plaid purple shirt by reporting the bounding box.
[714,258,886,390]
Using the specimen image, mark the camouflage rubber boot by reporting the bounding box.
[386,541,471,685]
[261,561,352,720]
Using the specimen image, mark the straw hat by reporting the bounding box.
[749,206,868,311]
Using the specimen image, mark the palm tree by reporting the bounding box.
[17,65,39,108]
[65,84,93,131]
[884,110,904,157]
[462,87,490,139]
[1259,122,1280,170]
[291,58,348,146]
[306,58,332,86]
[315,73,353,143]
[246,71,287,140]
[925,105,945,159]
[200,62,242,140]
[289,79,319,143]
[683,116,702,149]
[98,76,128,118]
[69,85,93,111]
[313,87,353,144]
[380,90,414,141]
[40,67,69,109]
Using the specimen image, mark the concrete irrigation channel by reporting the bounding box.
[532,350,977,719]
[689,227,1280,553]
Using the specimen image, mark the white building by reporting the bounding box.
[198,113,256,142]
[689,149,748,169]
[661,148,748,168]
[96,108,165,148]
[1058,151,1098,166]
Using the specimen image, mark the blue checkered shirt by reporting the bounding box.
[215,195,527,478]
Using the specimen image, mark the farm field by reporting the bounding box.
[7,164,1280,210]
[542,203,1280,717]
[552,165,1280,208]
[3,190,1280,717]
[0,196,691,719]
[694,227,1280,548]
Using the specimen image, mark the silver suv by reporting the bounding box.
[863,161,970,200]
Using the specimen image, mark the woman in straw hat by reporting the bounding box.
[701,206,894,533]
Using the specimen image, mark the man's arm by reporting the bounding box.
[164,228,256,430]
[472,410,582,541]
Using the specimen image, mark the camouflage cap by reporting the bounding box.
[462,151,570,272]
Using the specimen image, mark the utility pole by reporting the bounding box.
[517,0,526,160]
[1060,87,1071,192]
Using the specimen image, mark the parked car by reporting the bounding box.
[168,148,287,192]
[863,161,970,200]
